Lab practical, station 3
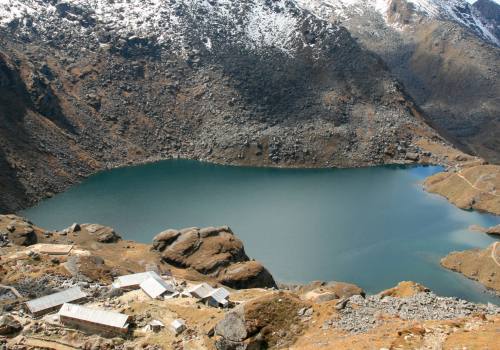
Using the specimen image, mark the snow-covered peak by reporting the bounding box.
[296,0,499,45]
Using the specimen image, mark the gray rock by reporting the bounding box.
[69,223,81,233]
[215,308,247,342]
[405,152,420,161]
[152,229,180,251]
[0,315,22,335]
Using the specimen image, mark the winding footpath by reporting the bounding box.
[456,172,500,197]
[492,242,500,268]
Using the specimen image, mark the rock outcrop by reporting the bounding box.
[214,292,308,349]
[299,0,500,164]
[486,224,500,236]
[0,214,38,246]
[0,315,22,335]
[379,281,430,298]
[152,226,276,289]
[80,224,121,243]
[283,280,365,303]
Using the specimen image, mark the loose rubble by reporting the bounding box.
[331,292,500,334]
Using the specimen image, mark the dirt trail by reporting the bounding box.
[456,172,500,197]
[492,242,500,268]
[25,337,79,350]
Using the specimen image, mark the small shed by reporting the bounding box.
[112,271,160,290]
[170,319,186,335]
[25,287,87,318]
[58,303,130,335]
[140,275,175,299]
[185,283,214,299]
[144,320,165,333]
[204,287,230,308]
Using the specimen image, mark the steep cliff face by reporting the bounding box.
[0,0,441,213]
[298,0,500,163]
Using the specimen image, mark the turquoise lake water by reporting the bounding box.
[22,160,500,304]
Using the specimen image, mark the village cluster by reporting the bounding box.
[14,268,231,337]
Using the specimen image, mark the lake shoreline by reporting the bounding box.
[19,160,500,304]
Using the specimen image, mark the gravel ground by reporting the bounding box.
[13,275,109,300]
[331,293,500,333]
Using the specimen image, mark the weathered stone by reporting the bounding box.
[0,315,22,335]
[152,229,180,251]
[154,226,276,289]
[7,224,36,246]
[219,261,277,289]
[82,224,121,243]
[405,152,420,161]
[486,224,500,236]
[215,309,247,342]
[69,223,81,233]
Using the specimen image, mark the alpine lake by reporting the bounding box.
[22,160,500,304]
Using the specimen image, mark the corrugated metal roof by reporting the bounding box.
[208,287,230,303]
[186,283,214,299]
[113,271,159,288]
[59,303,129,329]
[26,287,86,314]
[139,275,175,299]
[30,244,73,255]
[170,319,186,333]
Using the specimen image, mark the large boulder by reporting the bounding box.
[0,214,37,246]
[379,281,430,298]
[152,226,276,289]
[486,224,500,236]
[214,293,307,349]
[152,229,180,251]
[215,308,248,342]
[81,224,121,243]
[219,261,276,290]
[0,315,22,335]
[297,281,365,303]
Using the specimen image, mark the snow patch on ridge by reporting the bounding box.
[0,0,341,57]
[295,0,499,46]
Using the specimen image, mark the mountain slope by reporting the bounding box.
[298,0,500,163]
[473,0,500,42]
[0,0,444,213]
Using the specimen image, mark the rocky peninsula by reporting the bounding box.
[441,243,500,294]
[424,164,500,216]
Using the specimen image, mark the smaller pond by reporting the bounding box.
[22,160,500,304]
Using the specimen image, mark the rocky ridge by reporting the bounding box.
[298,0,500,163]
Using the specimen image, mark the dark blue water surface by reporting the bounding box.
[22,160,500,304]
